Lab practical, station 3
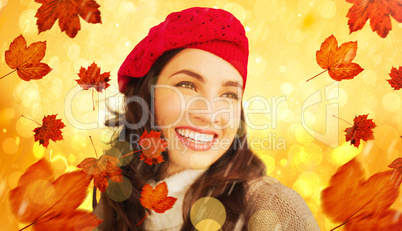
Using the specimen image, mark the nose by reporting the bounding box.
[187,95,228,128]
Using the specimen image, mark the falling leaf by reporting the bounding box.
[9,158,102,230]
[321,158,402,230]
[140,181,177,213]
[2,35,52,81]
[307,35,364,82]
[389,157,402,173]
[346,0,402,38]
[33,114,66,148]
[75,62,110,110]
[344,114,376,148]
[387,66,402,90]
[34,0,102,38]
[139,130,168,165]
[75,62,110,92]
[77,155,123,192]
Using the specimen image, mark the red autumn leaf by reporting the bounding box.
[307,35,364,82]
[344,114,376,148]
[77,155,123,192]
[139,130,168,165]
[321,158,402,230]
[75,62,110,92]
[9,158,102,230]
[2,35,52,81]
[389,157,402,172]
[140,181,177,213]
[387,66,402,90]
[33,114,66,148]
[34,0,102,38]
[346,0,402,38]
[75,62,110,110]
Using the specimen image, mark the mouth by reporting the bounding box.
[174,126,218,151]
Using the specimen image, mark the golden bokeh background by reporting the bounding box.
[1,0,402,230]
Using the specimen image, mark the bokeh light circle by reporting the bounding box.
[3,137,19,154]
[68,44,81,61]
[246,19,269,42]
[293,171,320,198]
[106,176,132,202]
[362,70,377,86]
[106,140,133,166]
[295,126,314,144]
[29,179,56,205]
[318,0,337,19]
[190,197,226,230]
[301,143,323,166]
[382,93,400,112]
[223,3,245,23]
[254,0,279,22]
[280,83,293,95]
[8,171,22,188]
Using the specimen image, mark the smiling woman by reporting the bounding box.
[154,49,243,175]
[94,7,320,231]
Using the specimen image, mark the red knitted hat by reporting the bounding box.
[118,7,249,93]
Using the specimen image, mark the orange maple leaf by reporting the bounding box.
[75,62,110,110]
[387,66,402,90]
[75,62,110,92]
[137,181,177,225]
[344,114,376,148]
[9,158,102,231]
[321,158,402,230]
[2,35,52,81]
[33,114,66,148]
[34,0,102,38]
[307,35,364,82]
[346,0,402,38]
[77,155,123,192]
[138,130,168,165]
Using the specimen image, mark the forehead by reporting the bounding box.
[158,48,243,85]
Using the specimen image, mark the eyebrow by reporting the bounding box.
[169,69,243,89]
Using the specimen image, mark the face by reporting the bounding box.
[153,49,243,176]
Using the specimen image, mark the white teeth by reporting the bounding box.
[176,129,214,143]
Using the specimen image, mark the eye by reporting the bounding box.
[222,91,239,100]
[174,81,197,91]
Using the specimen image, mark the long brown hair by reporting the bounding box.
[97,49,267,230]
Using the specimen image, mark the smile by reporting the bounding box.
[175,127,217,151]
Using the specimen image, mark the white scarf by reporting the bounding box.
[143,168,207,231]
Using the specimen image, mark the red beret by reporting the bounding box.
[118,7,249,93]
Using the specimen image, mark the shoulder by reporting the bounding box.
[243,176,321,231]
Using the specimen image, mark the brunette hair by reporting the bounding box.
[96,49,267,230]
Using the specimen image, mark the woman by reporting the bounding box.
[94,7,320,230]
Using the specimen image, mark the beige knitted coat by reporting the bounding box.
[222,175,320,230]
[94,171,321,230]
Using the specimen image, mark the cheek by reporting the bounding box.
[154,88,184,126]
[221,104,242,134]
